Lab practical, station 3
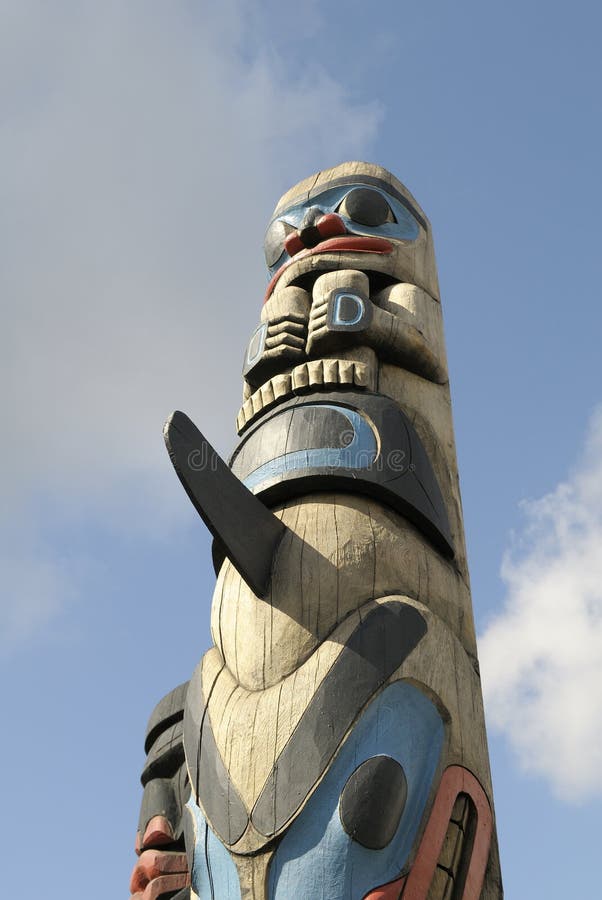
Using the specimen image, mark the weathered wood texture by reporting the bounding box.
[132,162,502,899]
[271,161,441,302]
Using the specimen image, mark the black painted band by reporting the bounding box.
[184,664,249,847]
[251,601,427,837]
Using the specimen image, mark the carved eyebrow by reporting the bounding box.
[275,176,427,231]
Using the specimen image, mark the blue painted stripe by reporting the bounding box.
[243,404,378,492]
[187,799,242,899]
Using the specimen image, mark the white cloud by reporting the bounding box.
[0,1,382,650]
[480,406,602,800]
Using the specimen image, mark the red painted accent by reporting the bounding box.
[283,213,347,257]
[264,237,393,303]
[293,235,392,255]
[284,231,305,256]
[363,874,407,899]
[402,766,493,899]
[135,830,142,856]
[129,849,189,895]
[142,815,175,849]
[147,874,190,900]
[316,213,347,238]
[130,872,191,900]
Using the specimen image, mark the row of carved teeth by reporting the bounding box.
[236,359,369,434]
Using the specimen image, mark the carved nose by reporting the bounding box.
[284,208,347,256]
[300,205,323,230]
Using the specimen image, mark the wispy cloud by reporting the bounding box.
[480,406,602,800]
[1,2,382,652]
[0,544,79,654]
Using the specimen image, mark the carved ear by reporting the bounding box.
[164,411,287,598]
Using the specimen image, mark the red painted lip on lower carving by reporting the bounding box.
[263,237,394,303]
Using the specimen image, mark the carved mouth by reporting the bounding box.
[290,268,400,296]
[237,358,372,434]
[264,237,394,303]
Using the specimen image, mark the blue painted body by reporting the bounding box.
[187,799,242,900]
[188,681,444,899]
[268,681,444,899]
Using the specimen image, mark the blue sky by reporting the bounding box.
[2,1,602,896]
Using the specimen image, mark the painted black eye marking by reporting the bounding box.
[339,755,407,850]
[337,188,395,227]
[264,219,294,267]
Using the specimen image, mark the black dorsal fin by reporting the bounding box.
[164,411,286,598]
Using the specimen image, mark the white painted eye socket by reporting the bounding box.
[338,188,395,227]
[264,220,294,267]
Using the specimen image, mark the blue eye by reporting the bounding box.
[264,182,421,278]
[338,188,395,227]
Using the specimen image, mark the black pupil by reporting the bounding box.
[342,188,391,227]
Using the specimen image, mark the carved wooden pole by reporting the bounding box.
[130,162,503,899]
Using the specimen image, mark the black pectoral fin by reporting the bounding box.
[164,411,286,598]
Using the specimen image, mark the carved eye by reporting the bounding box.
[339,755,407,850]
[338,188,395,227]
[264,219,295,267]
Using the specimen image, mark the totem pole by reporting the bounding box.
[130,162,503,899]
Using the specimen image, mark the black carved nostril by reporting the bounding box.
[297,224,323,248]
[297,206,324,248]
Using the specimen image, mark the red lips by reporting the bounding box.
[283,213,347,255]
[264,236,393,304]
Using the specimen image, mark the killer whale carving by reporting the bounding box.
[130,162,503,899]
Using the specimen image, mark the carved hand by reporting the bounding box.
[243,285,310,389]
[306,283,373,356]
[243,314,308,388]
